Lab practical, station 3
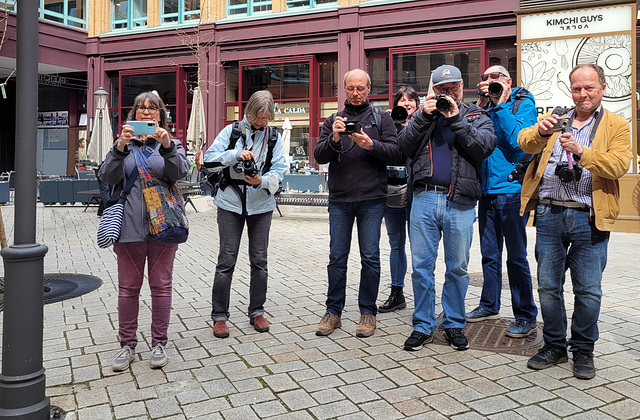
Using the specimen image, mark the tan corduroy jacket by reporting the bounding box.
[517,108,632,231]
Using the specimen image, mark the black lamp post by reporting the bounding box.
[0,1,50,418]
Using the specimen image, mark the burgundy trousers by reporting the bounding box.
[113,240,178,348]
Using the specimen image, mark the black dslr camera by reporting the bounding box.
[507,162,526,184]
[234,158,259,177]
[344,120,361,135]
[434,94,454,113]
[555,161,582,183]
[488,82,503,98]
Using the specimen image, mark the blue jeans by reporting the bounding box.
[534,204,609,352]
[211,208,273,321]
[478,193,537,321]
[326,198,385,316]
[384,205,408,288]
[409,191,476,334]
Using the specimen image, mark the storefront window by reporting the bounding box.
[120,71,177,133]
[39,0,87,29]
[368,55,389,96]
[112,0,147,30]
[241,61,309,100]
[319,60,337,98]
[227,0,272,17]
[391,46,482,104]
[161,0,200,24]
[488,43,518,84]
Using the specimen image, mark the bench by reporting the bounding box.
[176,181,201,213]
[273,192,329,216]
[77,189,102,212]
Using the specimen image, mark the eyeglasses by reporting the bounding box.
[434,84,461,94]
[480,72,507,81]
[345,86,368,93]
[136,105,159,113]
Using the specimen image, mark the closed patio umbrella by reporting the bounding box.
[87,88,113,164]
[186,86,207,153]
[282,117,292,171]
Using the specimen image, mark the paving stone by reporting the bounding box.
[219,405,260,420]
[308,399,359,420]
[113,401,146,419]
[278,388,318,411]
[538,398,583,417]
[312,388,346,404]
[446,386,486,403]
[339,383,379,403]
[378,384,427,403]
[228,387,276,407]
[597,398,640,420]
[145,396,182,419]
[506,386,556,405]
[262,373,299,392]
[422,393,470,416]
[553,387,606,410]
[466,395,518,415]
[75,387,109,408]
[77,404,113,420]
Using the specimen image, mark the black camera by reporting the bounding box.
[235,158,259,177]
[488,82,503,98]
[434,94,454,113]
[555,162,582,183]
[391,106,409,124]
[507,162,526,184]
[552,117,571,131]
[344,120,361,135]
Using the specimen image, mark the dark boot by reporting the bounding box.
[378,286,406,313]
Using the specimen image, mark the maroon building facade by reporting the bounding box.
[86,0,521,167]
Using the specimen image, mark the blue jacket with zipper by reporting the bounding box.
[481,87,536,194]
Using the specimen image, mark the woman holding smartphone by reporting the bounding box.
[98,91,189,372]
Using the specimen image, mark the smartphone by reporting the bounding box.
[127,121,157,135]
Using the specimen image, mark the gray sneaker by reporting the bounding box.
[466,306,499,322]
[505,319,537,338]
[112,346,135,372]
[150,344,168,369]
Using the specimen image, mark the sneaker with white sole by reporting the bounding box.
[112,346,135,372]
[150,344,168,369]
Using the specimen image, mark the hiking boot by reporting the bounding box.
[527,344,568,370]
[112,346,135,372]
[404,330,433,351]
[355,313,376,337]
[443,328,469,351]
[250,315,270,333]
[572,350,595,379]
[316,312,341,336]
[213,320,230,338]
[378,286,406,313]
[150,344,168,369]
[466,306,499,323]
[505,319,537,338]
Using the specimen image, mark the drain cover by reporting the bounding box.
[433,315,543,356]
[0,273,102,311]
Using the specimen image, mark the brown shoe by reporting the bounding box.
[355,313,376,337]
[250,315,270,333]
[213,320,229,338]
[316,312,341,336]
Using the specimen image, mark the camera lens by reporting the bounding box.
[488,82,503,98]
[435,95,451,113]
[391,106,409,124]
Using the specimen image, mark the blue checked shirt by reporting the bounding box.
[538,106,601,207]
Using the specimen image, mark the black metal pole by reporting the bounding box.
[0,0,50,418]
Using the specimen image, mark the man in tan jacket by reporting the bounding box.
[517,63,632,380]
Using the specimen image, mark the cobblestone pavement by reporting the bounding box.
[0,198,639,419]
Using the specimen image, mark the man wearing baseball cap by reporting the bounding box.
[398,64,497,351]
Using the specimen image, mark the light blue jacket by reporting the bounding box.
[482,87,537,194]
[203,117,287,215]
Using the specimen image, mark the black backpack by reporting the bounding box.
[203,121,278,197]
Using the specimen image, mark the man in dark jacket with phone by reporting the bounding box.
[314,69,401,338]
[399,65,497,352]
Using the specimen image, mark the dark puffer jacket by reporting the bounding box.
[314,101,401,203]
[399,103,497,205]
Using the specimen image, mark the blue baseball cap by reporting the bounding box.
[432,65,463,86]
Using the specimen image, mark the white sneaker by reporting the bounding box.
[112,346,135,372]
[150,344,168,369]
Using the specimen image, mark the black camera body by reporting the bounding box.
[235,158,259,177]
[391,106,409,124]
[507,162,526,184]
[488,82,503,98]
[434,94,454,113]
[344,120,361,135]
[555,162,582,183]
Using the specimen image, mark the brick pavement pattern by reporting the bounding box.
[0,199,639,419]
